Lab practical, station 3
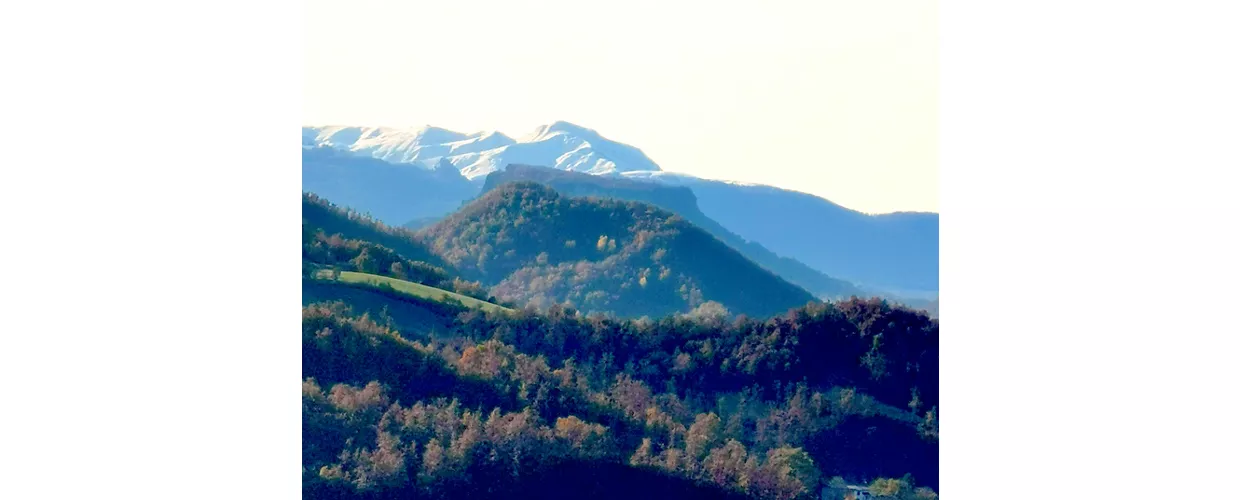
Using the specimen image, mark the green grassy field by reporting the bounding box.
[312,270,512,314]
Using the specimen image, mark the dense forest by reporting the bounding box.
[302,295,939,500]
[481,165,862,299]
[302,190,938,499]
[418,182,817,318]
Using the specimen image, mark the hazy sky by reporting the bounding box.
[305,0,937,214]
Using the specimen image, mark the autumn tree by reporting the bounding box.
[389,261,407,280]
[702,439,750,491]
[919,407,938,441]
[686,301,730,324]
[686,412,724,460]
[749,447,821,500]
[420,438,446,483]
[318,429,409,492]
[868,477,915,498]
[549,415,608,461]
[350,247,379,274]
[630,437,655,467]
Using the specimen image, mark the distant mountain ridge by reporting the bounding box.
[622,171,939,294]
[302,146,477,224]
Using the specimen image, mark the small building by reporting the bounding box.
[823,484,873,500]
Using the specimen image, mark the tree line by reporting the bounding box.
[303,298,938,499]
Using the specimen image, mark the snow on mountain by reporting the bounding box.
[302,125,501,165]
[302,121,661,180]
[300,120,939,295]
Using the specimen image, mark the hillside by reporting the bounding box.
[417,182,817,318]
[301,296,939,500]
[303,122,937,297]
[303,192,449,269]
[301,189,939,499]
[312,270,512,314]
[482,165,862,299]
[303,192,514,310]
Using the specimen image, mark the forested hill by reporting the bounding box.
[417,182,818,318]
[304,192,449,270]
[481,165,861,299]
[302,188,939,499]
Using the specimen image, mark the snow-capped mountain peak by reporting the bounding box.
[303,121,661,180]
[411,125,469,144]
[524,120,599,142]
[444,130,516,157]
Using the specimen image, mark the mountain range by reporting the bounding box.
[299,132,941,497]
[302,121,937,299]
[304,121,660,180]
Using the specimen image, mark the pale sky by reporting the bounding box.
[305,0,938,214]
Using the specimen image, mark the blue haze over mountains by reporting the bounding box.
[302,122,938,305]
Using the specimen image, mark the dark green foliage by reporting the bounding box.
[418,182,817,318]
[805,417,938,490]
[303,190,938,499]
[481,165,862,299]
[304,192,448,269]
[455,298,938,413]
[304,229,452,285]
[301,302,511,411]
[302,297,938,498]
[303,193,500,304]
